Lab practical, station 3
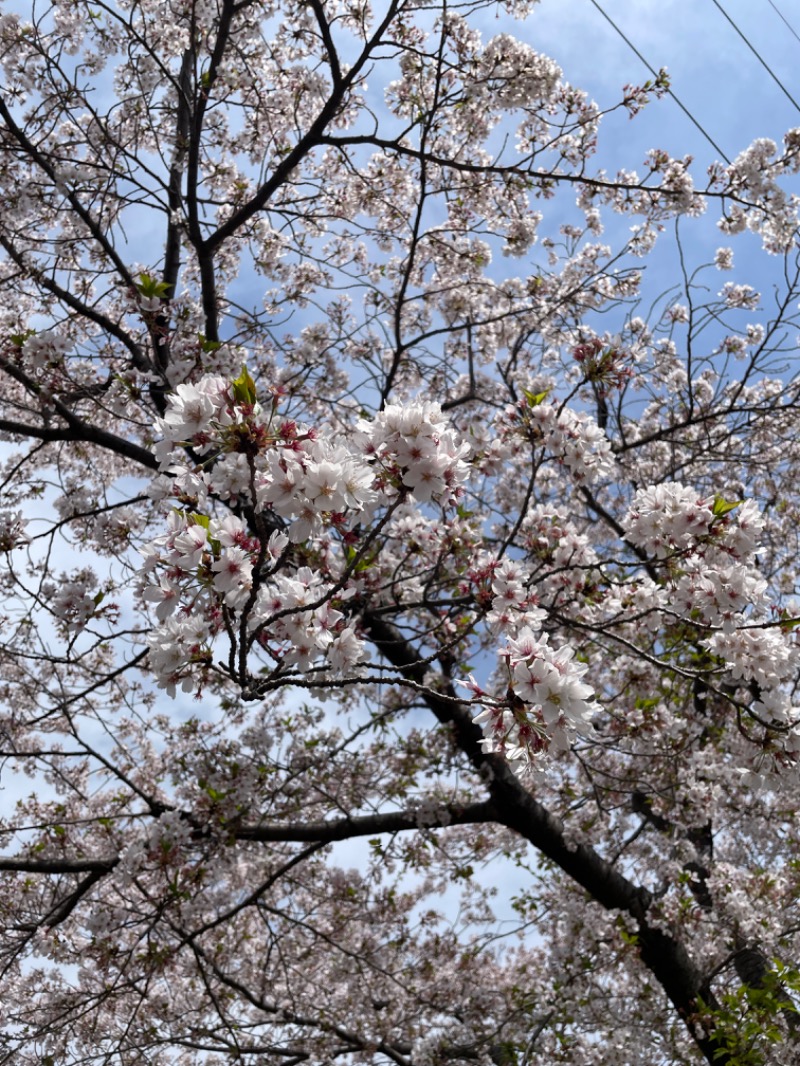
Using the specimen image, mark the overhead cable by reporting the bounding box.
[710,0,800,116]
[585,0,731,164]
[764,0,800,48]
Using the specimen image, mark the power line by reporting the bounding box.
[709,0,800,116]
[764,0,800,48]
[585,0,731,164]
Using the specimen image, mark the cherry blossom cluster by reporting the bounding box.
[475,34,561,111]
[140,511,263,620]
[20,329,72,370]
[154,376,371,543]
[733,682,800,789]
[572,338,636,395]
[492,396,614,485]
[250,569,363,674]
[622,483,800,755]
[622,483,770,632]
[258,436,377,543]
[472,626,599,770]
[528,402,614,484]
[357,401,472,505]
[153,373,257,464]
[533,400,614,481]
[622,483,762,562]
[140,374,476,694]
[670,556,768,634]
[155,376,470,524]
[41,568,107,632]
[0,509,27,551]
[704,628,797,690]
[140,507,366,694]
[473,555,546,636]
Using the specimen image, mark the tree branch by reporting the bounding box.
[362,610,732,1066]
[234,800,498,843]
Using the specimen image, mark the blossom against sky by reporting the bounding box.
[534,0,800,170]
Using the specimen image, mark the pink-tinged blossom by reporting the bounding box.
[141,577,181,621]
[704,628,797,689]
[326,625,364,673]
[211,547,254,608]
[304,458,349,513]
[623,485,769,638]
[623,483,715,558]
[0,510,28,551]
[486,557,546,635]
[147,615,212,696]
[266,530,289,560]
[505,629,596,729]
[210,514,250,549]
[43,572,100,632]
[258,454,302,516]
[527,403,614,484]
[157,381,218,441]
[722,283,760,310]
[209,453,253,500]
[21,329,71,369]
[364,401,471,504]
[171,524,209,571]
[473,627,598,770]
[714,246,734,270]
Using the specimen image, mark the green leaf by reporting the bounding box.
[136,272,172,300]
[11,329,36,348]
[523,387,551,407]
[712,494,742,518]
[232,364,257,406]
[199,334,222,353]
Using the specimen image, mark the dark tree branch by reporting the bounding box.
[0,416,158,470]
[202,0,402,256]
[0,857,117,873]
[234,800,499,843]
[363,609,732,1066]
[0,235,149,374]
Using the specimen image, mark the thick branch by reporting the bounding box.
[0,235,149,373]
[363,610,731,1066]
[0,416,158,470]
[202,0,402,255]
[234,800,498,843]
[0,857,117,873]
[185,0,237,341]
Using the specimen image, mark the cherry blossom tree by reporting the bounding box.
[1,0,800,1062]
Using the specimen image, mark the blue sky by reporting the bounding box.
[479,0,800,353]
[532,0,800,168]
